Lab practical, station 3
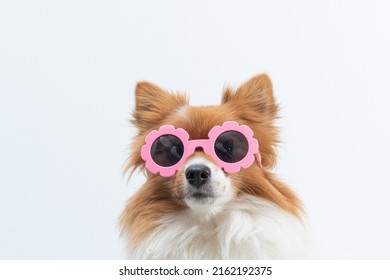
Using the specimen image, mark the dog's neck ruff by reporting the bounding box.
[126,195,322,259]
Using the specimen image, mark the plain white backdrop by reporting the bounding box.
[1,0,389,259]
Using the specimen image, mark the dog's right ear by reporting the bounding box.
[221,74,278,121]
[132,81,188,132]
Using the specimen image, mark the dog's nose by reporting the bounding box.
[185,164,211,188]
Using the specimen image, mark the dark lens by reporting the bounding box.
[151,135,184,167]
[214,131,248,163]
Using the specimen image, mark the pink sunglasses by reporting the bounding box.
[141,121,262,177]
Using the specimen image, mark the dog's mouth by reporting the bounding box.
[185,187,215,201]
[190,192,214,200]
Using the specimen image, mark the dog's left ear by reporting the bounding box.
[222,74,278,119]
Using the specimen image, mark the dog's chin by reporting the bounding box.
[184,195,219,215]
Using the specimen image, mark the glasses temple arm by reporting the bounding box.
[254,152,262,168]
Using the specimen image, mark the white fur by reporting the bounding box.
[174,106,189,121]
[128,195,325,259]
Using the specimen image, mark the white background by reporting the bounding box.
[1,0,389,259]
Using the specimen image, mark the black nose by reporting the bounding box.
[185,164,211,188]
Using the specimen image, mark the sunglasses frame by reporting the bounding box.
[141,121,262,177]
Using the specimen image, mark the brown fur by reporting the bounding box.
[120,74,303,248]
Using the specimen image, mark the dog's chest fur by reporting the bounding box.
[128,195,321,259]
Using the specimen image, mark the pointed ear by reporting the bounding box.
[132,81,188,131]
[221,74,278,119]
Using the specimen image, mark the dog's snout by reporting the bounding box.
[185,164,211,188]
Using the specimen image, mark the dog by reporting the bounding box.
[120,73,322,259]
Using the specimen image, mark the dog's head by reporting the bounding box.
[124,74,301,217]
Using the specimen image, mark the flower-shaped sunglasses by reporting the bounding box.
[141,121,262,177]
